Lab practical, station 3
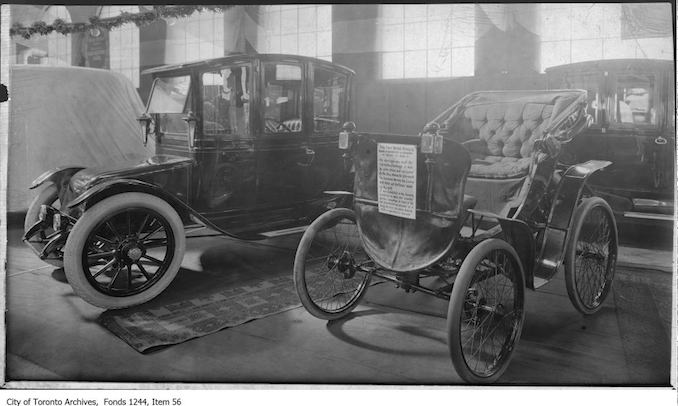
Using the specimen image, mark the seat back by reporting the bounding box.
[462,102,555,160]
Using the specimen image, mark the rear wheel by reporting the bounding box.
[64,193,186,309]
[24,184,63,267]
[294,208,371,320]
[565,197,617,315]
[447,238,525,384]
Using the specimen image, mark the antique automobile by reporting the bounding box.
[23,54,354,309]
[293,90,618,383]
[546,59,675,224]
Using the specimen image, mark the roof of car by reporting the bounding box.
[142,53,356,76]
[545,58,673,74]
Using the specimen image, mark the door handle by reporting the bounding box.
[654,136,667,145]
[297,147,315,167]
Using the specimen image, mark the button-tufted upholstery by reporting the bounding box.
[457,102,554,179]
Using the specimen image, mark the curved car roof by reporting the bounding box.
[142,53,356,76]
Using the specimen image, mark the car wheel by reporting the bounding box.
[64,192,186,309]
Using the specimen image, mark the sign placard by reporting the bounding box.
[377,143,417,219]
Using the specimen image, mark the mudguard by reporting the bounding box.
[535,160,612,282]
[66,178,243,239]
[30,166,85,189]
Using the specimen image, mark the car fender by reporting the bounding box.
[30,166,86,190]
[66,178,241,238]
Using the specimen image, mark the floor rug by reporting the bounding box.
[98,273,306,353]
[98,270,376,353]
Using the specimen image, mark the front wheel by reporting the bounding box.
[565,197,618,315]
[294,208,371,320]
[64,193,186,309]
[447,238,525,384]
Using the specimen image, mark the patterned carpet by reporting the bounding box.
[99,273,304,352]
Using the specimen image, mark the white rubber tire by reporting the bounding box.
[64,192,185,309]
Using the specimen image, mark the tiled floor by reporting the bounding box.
[4,223,674,386]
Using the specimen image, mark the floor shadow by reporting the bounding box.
[325,308,447,357]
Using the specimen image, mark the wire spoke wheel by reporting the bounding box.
[64,193,185,309]
[565,197,617,315]
[448,239,525,384]
[294,208,371,320]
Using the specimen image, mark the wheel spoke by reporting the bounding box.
[141,223,163,242]
[92,258,117,279]
[137,214,150,235]
[127,264,133,290]
[142,254,164,265]
[105,221,122,242]
[106,265,122,291]
[137,262,152,281]
[87,250,116,261]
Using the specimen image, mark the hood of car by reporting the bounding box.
[69,154,194,195]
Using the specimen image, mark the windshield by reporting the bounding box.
[148,76,191,113]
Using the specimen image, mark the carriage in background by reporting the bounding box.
[293,89,618,383]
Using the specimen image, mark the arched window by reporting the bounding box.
[99,6,141,87]
[43,6,72,66]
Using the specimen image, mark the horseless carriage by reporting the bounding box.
[293,90,618,383]
[23,54,354,309]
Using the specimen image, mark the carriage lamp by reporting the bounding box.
[52,213,61,232]
[420,122,440,154]
[339,121,356,150]
[137,113,152,146]
[183,111,198,150]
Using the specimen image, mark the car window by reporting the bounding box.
[148,76,191,113]
[313,67,348,133]
[557,72,604,127]
[262,63,303,135]
[147,75,192,135]
[202,66,250,138]
[610,74,657,127]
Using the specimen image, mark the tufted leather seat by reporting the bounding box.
[459,102,554,179]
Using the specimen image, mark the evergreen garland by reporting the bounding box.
[10,5,234,39]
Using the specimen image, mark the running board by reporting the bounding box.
[258,225,308,238]
[623,211,674,221]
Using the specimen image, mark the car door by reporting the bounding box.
[303,64,352,201]
[604,68,674,200]
[193,64,257,228]
[254,60,311,212]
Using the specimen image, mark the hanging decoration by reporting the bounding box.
[10,5,235,39]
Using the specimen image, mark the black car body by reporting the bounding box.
[546,59,675,223]
[24,54,355,308]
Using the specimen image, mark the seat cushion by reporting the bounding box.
[469,155,532,179]
[464,102,554,158]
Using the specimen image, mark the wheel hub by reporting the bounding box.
[118,239,145,264]
[327,251,356,279]
[127,247,143,262]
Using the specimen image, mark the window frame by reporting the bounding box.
[259,61,306,138]
[199,64,253,139]
[310,64,350,135]
[606,72,660,131]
